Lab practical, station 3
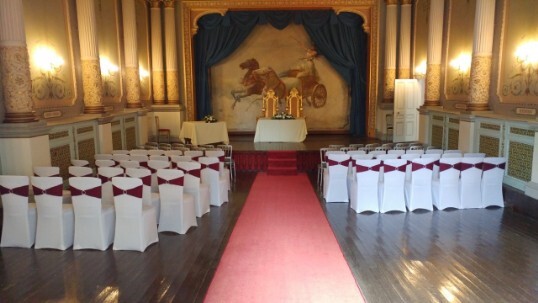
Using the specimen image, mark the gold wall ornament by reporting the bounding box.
[125,67,142,108]
[81,59,104,111]
[166,71,180,104]
[152,70,166,104]
[468,54,491,110]
[0,46,35,116]
[425,63,441,106]
[384,68,396,100]
[180,0,378,137]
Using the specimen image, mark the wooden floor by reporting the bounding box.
[1,135,538,302]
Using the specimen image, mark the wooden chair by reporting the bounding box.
[286,87,303,118]
[262,89,279,118]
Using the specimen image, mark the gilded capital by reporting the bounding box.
[163,0,175,8]
[386,0,399,5]
[400,0,413,5]
[150,0,161,8]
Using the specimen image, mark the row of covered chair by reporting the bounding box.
[323,152,506,214]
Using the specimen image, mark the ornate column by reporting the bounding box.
[383,0,398,102]
[468,0,495,111]
[150,0,166,105]
[76,0,104,114]
[122,0,142,108]
[424,0,445,107]
[398,0,412,79]
[0,0,38,122]
[163,0,179,105]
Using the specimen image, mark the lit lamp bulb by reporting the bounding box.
[450,54,471,74]
[139,67,149,79]
[415,61,427,77]
[34,46,64,73]
[515,41,538,67]
[100,57,119,76]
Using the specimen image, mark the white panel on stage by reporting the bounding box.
[253,118,308,142]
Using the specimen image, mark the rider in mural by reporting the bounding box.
[281,46,319,90]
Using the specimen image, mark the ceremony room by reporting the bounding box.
[1,0,538,302]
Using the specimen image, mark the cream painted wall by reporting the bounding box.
[0,136,51,176]
[98,123,113,153]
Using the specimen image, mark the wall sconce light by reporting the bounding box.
[414,60,427,79]
[139,67,149,80]
[503,41,538,97]
[32,46,67,100]
[449,53,471,94]
[100,56,119,97]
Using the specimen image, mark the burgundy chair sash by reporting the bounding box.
[191,155,201,161]
[148,167,158,174]
[157,176,184,186]
[177,167,201,178]
[456,162,482,171]
[32,184,63,196]
[140,175,152,187]
[0,184,29,197]
[218,155,225,163]
[69,173,93,178]
[411,162,434,171]
[327,159,352,167]
[201,162,220,172]
[112,184,143,198]
[383,164,406,173]
[70,185,102,199]
[98,173,123,184]
[139,161,148,168]
[439,163,458,172]
[355,164,382,172]
[481,162,505,171]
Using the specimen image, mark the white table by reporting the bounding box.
[179,121,229,145]
[254,118,308,142]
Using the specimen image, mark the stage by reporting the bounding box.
[229,134,382,172]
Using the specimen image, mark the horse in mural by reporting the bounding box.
[231,58,266,109]
[252,66,302,101]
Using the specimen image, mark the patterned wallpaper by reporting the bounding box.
[112,130,123,150]
[50,144,71,179]
[479,135,499,157]
[125,127,137,150]
[431,125,443,148]
[508,142,533,182]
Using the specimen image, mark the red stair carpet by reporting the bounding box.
[267,150,297,175]
[204,173,365,303]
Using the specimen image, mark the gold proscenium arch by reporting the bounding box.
[180,0,378,137]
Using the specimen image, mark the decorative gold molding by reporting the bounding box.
[384,68,396,100]
[469,55,492,108]
[166,70,180,104]
[400,0,413,4]
[386,0,398,5]
[0,46,36,120]
[125,67,142,108]
[152,70,166,104]
[81,59,103,109]
[180,0,378,137]
[425,64,441,106]
[398,68,411,79]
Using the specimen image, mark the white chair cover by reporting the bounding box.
[147,149,165,156]
[421,153,441,179]
[171,155,193,164]
[351,154,374,160]
[444,149,462,154]
[129,154,149,168]
[156,169,197,234]
[0,175,36,248]
[94,153,113,161]
[481,157,506,208]
[33,166,71,204]
[119,160,140,170]
[71,159,90,167]
[459,157,484,209]
[112,150,129,155]
[405,149,424,155]
[32,176,74,250]
[69,177,114,250]
[425,149,443,154]
[432,157,461,210]
[205,150,231,191]
[379,159,407,213]
[68,166,93,177]
[184,150,204,161]
[317,147,336,191]
[163,150,182,157]
[147,159,171,193]
[176,161,211,217]
[387,149,405,156]
[95,159,115,168]
[349,159,381,213]
[323,153,351,203]
[376,154,400,160]
[405,158,435,211]
[111,177,158,252]
[199,156,228,206]
[97,166,124,204]
[464,152,486,158]
[400,153,421,181]
[441,153,462,158]
[125,167,161,223]
[150,155,169,162]
[112,154,130,166]
[129,149,149,156]
[347,150,366,156]
[369,150,387,158]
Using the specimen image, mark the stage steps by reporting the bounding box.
[267,151,297,175]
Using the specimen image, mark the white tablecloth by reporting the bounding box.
[179,121,229,145]
[254,118,308,142]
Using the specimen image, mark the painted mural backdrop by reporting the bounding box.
[211,24,350,132]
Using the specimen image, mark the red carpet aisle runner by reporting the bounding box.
[267,150,297,175]
[204,173,365,303]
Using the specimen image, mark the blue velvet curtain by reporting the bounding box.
[194,10,367,136]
